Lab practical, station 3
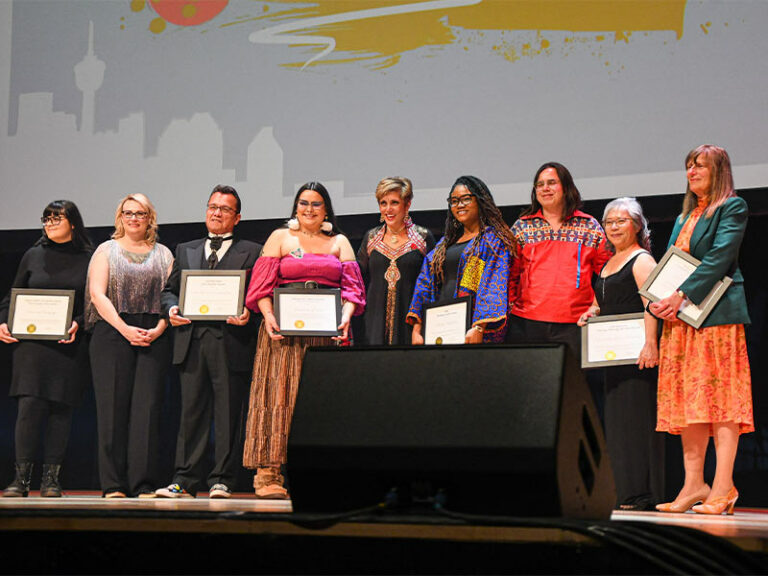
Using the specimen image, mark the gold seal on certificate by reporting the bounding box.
[639,246,732,329]
[423,296,472,346]
[273,287,341,337]
[581,312,645,368]
[8,288,75,341]
[179,270,247,321]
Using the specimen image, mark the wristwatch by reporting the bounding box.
[676,289,686,300]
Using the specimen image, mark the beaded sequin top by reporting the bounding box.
[85,239,173,329]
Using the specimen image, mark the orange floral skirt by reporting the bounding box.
[656,321,753,435]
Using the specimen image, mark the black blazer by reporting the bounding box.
[161,237,262,370]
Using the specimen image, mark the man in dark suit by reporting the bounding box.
[156,185,261,498]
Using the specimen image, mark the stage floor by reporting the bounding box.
[0,491,766,551]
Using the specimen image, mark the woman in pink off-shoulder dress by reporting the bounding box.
[242,182,365,499]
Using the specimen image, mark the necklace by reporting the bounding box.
[299,228,321,238]
[388,226,406,245]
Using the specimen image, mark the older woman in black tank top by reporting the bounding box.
[578,197,664,511]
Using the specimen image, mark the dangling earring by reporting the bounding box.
[321,216,333,233]
[287,218,299,230]
[379,214,385,223]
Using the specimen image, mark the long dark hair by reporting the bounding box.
[290,181,343,236]
[520,162,583,220]
[39,200,92,251]
[430,175,516,283]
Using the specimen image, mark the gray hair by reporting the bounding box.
[602,197,651,252]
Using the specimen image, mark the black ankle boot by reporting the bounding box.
[2,462,34,497]
[40,464,62,498]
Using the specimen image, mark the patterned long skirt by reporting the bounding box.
[656,321,753,436]
[243,322,333,468]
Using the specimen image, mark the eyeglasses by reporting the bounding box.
[297,200,324,210]
[535,179,560,189]
[603,218,632,228]
[41,215,65,226]
[207,204,237,215]
[122,210,149,220]
[447,194,475,208]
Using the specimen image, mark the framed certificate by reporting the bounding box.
[273,287,341,337]
[179,269,247,321]
[639,246,732,329]
[8,288,75,340]
[581,312,646,368]
[423,296,472,345]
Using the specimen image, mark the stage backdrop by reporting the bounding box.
[1,0,768,230]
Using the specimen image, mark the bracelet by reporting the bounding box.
[472,325,484,333]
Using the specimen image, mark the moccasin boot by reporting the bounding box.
[253,467,289,500]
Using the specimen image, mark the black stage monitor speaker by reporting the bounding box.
[287,344,615,519]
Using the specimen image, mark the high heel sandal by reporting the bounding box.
[655,485,711,513]
[692,486,738,515]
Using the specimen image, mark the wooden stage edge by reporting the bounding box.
[0,492,767,554]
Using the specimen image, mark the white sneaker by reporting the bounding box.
[209,483,232,499]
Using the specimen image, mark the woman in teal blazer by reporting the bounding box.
[650,145,753,516]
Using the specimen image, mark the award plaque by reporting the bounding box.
[273,287,342,337]
[639,246,732,329]
[8,288,75,340]
[423,296,472,345]
[581,312,646,368]
[179,270,247,321]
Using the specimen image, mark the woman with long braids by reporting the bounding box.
[407,175,516,344]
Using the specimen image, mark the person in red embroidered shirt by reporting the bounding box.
[505,162,611,358]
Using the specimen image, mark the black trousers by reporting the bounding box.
[504,314,581,359]
[172,328,249,493]
[90,316,170,496]
[14,395,73,464]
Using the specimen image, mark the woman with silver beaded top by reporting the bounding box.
[86,193,173,498]
[357,177,435,345]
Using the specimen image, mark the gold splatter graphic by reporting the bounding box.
[700,21,711,34]
[150,17,167,34]
[240,0,687,70]
[182,3,198,19]
[130,0,146,12]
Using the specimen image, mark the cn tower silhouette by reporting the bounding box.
[74,21,105,134]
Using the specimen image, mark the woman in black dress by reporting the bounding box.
[357,177,435,345]
[577,197,664,510]
[0,201,93,497]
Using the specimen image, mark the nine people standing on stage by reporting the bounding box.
[0,157,757,507]
[407,175,516,344]
[0,201,93,498]
[155,185,262,499]
[86,194,174,498]
[241,182,365,499]
[650,145,753,515]
[506,162,611,357]
[357,177,435,345]
[577,197,665,511]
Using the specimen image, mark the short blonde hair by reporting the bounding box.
[374,177,413,203]
[682,145,736,219]
[112,193,159,245]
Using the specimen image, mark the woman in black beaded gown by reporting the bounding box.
[0,201,93,498]
[357,177,435,345]
[578,197,664,510]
